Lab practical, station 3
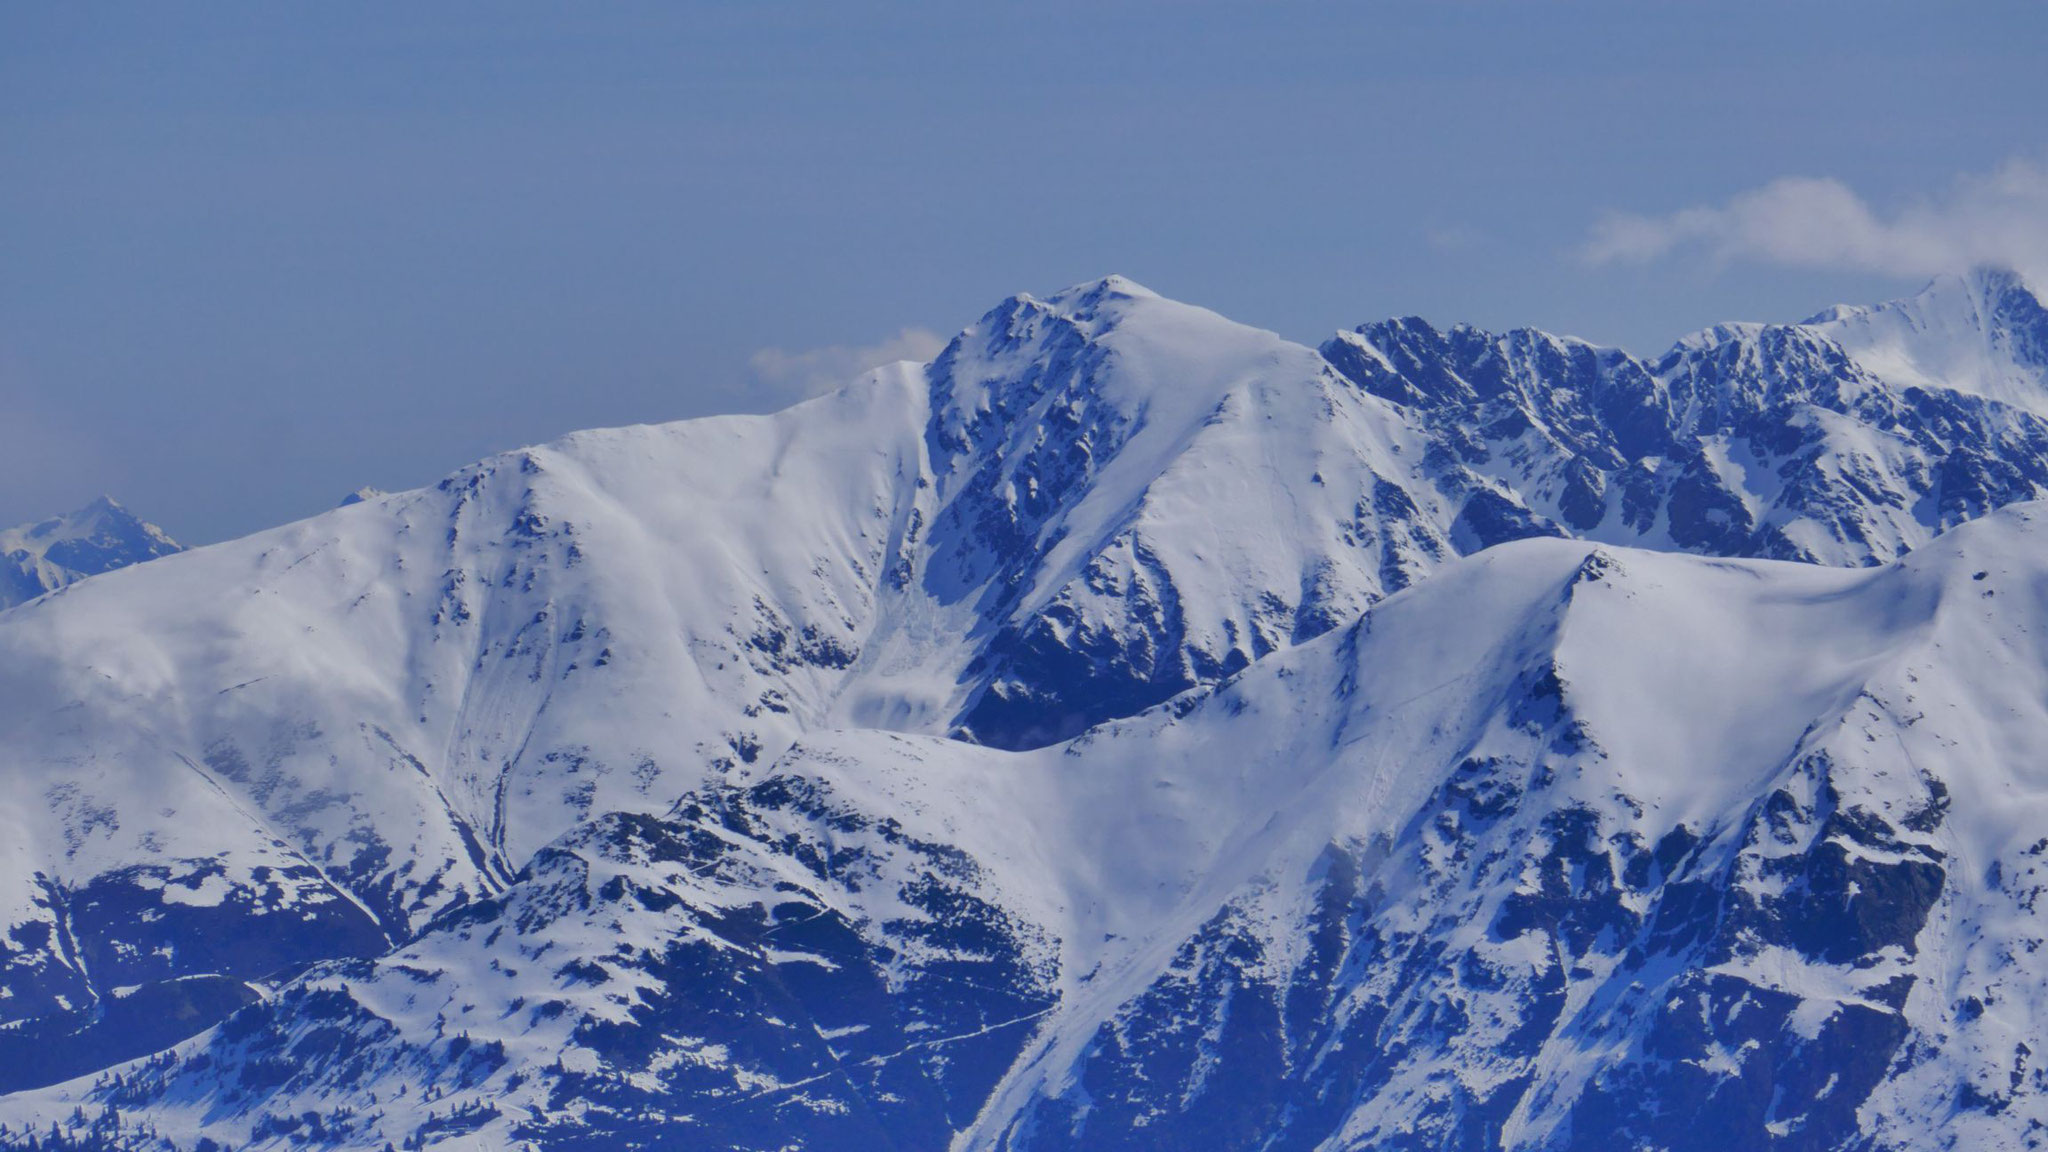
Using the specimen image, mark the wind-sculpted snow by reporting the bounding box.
[8,271,2048,1149]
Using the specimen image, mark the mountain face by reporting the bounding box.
[0,497,181,610]
[2,269,2048,1151]
[1323,267,2048,567]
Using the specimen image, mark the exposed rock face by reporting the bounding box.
[1323,268,2048,570]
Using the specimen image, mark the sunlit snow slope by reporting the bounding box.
[5,270,2048,1151]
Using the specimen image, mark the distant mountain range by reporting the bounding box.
[0,497,181,610]
[2,268,2047,1151]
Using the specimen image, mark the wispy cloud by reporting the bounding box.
[1425,224,1483,253]
[1581,158,2048,280]
[747,327,948,404]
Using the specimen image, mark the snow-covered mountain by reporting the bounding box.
[1809,266,2048,415]
[1324,265,2048,567]
[4,269,2048,1151]
[0,497,181,610]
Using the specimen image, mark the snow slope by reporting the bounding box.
[0,277,1473,1017]
[0,279,1468,1099]
[0,368,938,1092]
[6,271,2048,1149]
[16,504,2048,1150]
[1809,266,2048,415]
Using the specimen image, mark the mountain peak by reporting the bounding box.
[934,275,1302,421]
[0,496,183,609]
[1799,266,2039,328]
[1043,273,1160,306]
[1802,263,2048,413]
[1936,262,2038,299]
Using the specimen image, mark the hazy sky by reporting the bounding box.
[6,2,2046,542]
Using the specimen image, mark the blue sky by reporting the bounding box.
[5,1,2046,542]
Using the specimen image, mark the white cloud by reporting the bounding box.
[1581,158,2048,280]
[747,327,948,404]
